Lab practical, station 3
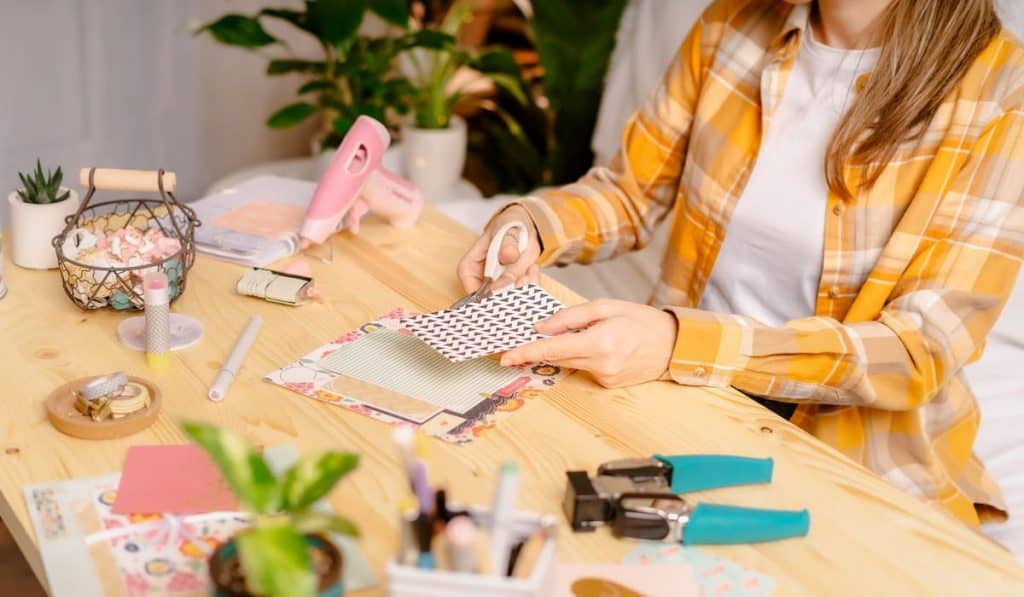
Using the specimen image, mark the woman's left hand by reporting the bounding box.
[500,299,678,388]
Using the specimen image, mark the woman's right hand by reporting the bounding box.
[457,205,542,293]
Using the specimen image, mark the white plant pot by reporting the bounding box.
[401,116,467,203]
[7,188,80,269]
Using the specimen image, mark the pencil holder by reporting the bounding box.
[53,168,200,310]
[387,508,557,597]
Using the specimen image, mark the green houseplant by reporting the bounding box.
[183,422,359,597]
[7,159,80,269]
[195,1,415,154]
[399,0,527,199]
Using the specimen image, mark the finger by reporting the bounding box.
[535,300,621,335]
[498,231,522,265]
[524,264,540,285]
[500,332,594,367]
[457,235,491,293]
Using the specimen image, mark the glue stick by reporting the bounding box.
[143,271,171,370]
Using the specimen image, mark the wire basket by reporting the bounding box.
[53,168,201,310]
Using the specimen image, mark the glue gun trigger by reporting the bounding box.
[346,198,370,234]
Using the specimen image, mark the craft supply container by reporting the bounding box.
[53,168,200,310]
[387,509,557,597]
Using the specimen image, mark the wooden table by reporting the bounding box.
[2,207,1022,596]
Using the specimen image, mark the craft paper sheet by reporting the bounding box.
[24,446,375,597]
[623,542,776,597]
[402,284,565,362]
[265,309,568,444]
[113,445,237,515]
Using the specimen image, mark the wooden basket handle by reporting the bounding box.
[79,168,177,193]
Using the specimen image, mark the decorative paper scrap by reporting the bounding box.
[402,284,564,362]
[23,445,376,597]
[623,542,776,597]
[113,445,237,515]
[264,308,568,444]
[551,563,698,596]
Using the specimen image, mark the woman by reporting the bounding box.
[457,0,1024,527]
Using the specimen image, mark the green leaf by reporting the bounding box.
[196,14,277,48]
[182,422,281,514]
[266,102,318,128]
[487,73,527,104]
[369,0,409,26]
[440,0,473,36]
[401,29,455,51]
[293,511,360,537]
[236,526,316,597]
[297,79,337,94]
[311,0,366,46]
[280,452,358,510]
[267,59,326,76]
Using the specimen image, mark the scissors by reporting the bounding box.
[450,221,529,310]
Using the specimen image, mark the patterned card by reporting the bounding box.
[264,309,569,444]
[402,284,565,362]
[622,542,776,597]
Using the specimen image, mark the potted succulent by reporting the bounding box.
[8,160,80,269]
[400,0,526,200]
[183,422,360,597]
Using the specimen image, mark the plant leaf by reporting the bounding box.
[293,512,360,537]
[196,14,277,48]
[311,0,365,46]
[439,0,473,36]
[486,73,527,104]
[236,526,316,597]
[182,422,281,514]
[279,452,358,511]
[297,79,337,94]
[369,0,409,26]
[266,102,318,129]
[267,59,327,76]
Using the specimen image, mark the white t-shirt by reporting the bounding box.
[698,29,878,325]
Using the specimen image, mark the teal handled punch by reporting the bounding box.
[563,454,809,545]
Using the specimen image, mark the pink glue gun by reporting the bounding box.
[299,116,423,248]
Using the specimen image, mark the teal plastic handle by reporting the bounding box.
[683,503,810,545]
[653,454,774,493]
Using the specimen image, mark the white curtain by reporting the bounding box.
[0,0,317,228]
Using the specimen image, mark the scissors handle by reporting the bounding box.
[484,221,530,281]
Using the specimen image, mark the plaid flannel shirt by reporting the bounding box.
[514,0,1024,525]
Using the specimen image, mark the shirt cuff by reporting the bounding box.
[664,307,745,387]
[492,196,566,267]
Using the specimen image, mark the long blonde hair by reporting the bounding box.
[827,0,1002,199]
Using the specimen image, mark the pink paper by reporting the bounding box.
[209,199,306,239]
[112,445,238,515]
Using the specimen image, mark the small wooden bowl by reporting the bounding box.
[45,375,162,440]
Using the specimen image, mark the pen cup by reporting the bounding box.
[387,508,557,597]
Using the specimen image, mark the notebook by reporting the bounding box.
[191,175,316,266]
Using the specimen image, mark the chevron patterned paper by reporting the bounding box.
[402,284,565,362]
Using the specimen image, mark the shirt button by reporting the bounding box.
[832,204,845,216]
[693,367,707,379]
[828,286,840,299]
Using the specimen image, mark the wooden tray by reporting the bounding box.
[45,375,162,440]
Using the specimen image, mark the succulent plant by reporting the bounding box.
[17,159,70,205]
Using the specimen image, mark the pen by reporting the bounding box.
[208,315,262,401]
[397,495,419,566]
[489,462,519,576]
[511,522,552,579]
[414,513,435,570]
[412,459,435,515]
[393,426,416,483]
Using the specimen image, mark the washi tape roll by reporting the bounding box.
[117,314,204,352]
[78,372,129,401]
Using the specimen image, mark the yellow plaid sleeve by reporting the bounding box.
[667,108,1024,411]
[507,6,710,267]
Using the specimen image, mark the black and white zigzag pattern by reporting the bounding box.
[402,284,564,362]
